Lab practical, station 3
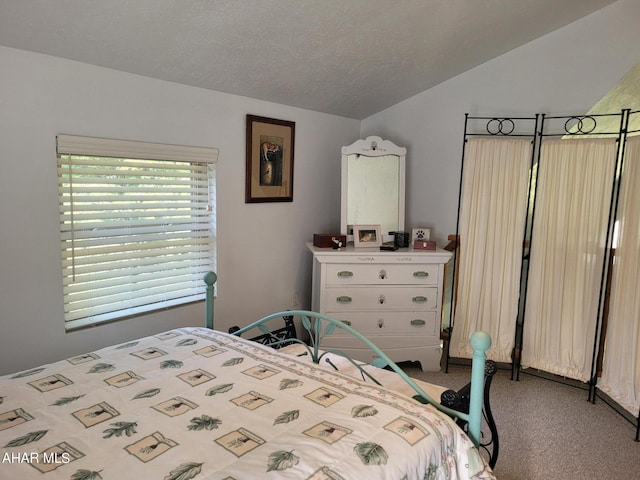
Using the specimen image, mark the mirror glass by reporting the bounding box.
[341,136,406,239]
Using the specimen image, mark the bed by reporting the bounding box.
[0,273,496,479]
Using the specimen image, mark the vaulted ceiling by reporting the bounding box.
[0,0,618,119]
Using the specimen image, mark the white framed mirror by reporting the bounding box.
[341,136,406,241]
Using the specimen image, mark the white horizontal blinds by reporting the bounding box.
[56,134,218,163]
[57,135,218,330]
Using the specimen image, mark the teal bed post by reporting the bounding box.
[203,271,217,329]
[468,331,491,447]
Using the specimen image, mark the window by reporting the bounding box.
[56,135,218,331]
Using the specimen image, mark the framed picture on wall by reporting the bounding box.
[245,114,295,203]
[353,224,382,248]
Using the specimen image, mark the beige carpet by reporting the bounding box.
[402,362,640,480]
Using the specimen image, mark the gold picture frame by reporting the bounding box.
[245,114,295,202]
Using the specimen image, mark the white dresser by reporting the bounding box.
[307,243,452,371]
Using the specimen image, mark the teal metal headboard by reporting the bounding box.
[201,271,491,448]
[233,309,491,448]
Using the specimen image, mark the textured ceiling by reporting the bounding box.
[0,0,618,119]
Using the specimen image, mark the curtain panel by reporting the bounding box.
[521,138,617,381]
[450,137,532,362]
[598,136,640,414]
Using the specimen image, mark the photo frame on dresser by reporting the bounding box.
[353,224,382,248]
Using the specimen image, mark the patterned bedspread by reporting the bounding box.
[0,327,494,479]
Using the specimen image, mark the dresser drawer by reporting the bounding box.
[324,311,438,337]
[325,263,438,286]
[324,286,438,311]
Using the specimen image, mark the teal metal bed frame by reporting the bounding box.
[203,272,496,465]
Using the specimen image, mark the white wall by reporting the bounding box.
[0,46,359,375]
[362,0,640,245]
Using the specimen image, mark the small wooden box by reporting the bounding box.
[313,234,347,248]
[413,240,437,250]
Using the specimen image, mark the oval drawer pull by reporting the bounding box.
[337,271,354,278]
[336,295,352,303]
[410,319,426,326]
[413,271,429,278]
[412,295,428,303]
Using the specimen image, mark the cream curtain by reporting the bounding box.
[449,137,532,362]
[521,138,617,381]
[598,136,640,415]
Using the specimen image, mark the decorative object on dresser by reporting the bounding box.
[414,240,437,250]
[312,233,347,249]
[412,227,431,244]
[391,231,411,248]
[308,242,453,371]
